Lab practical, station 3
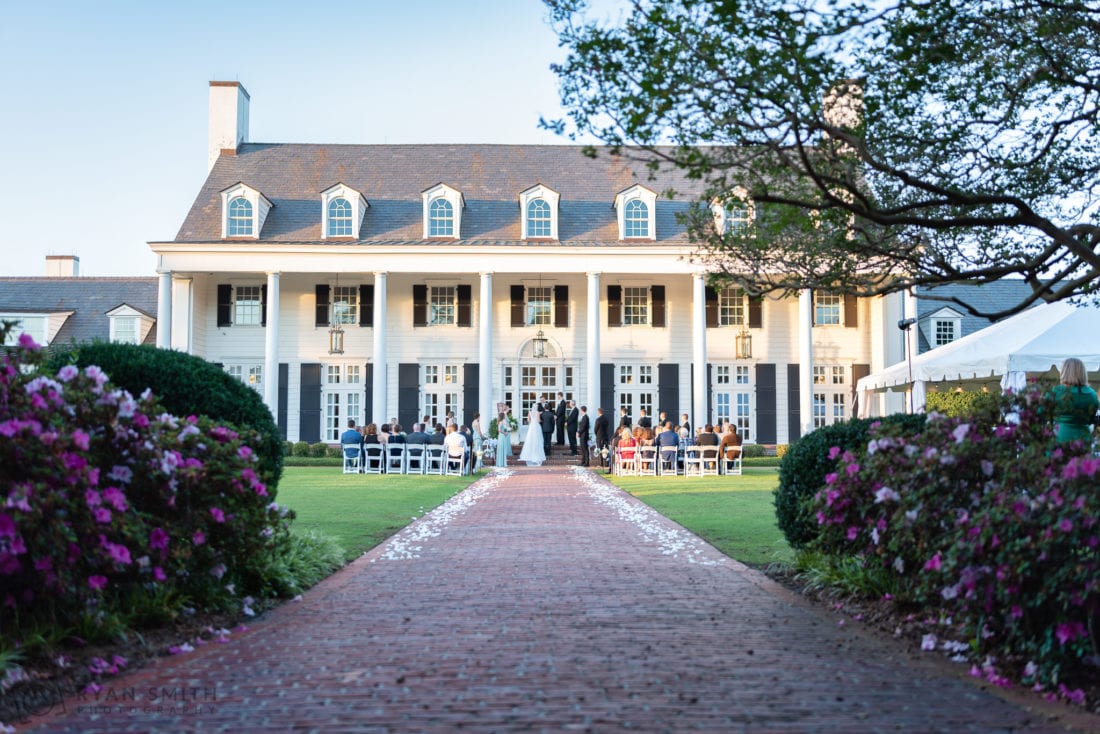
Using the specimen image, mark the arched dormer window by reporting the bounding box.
[711,188,755,235]
[429,198,454,236]
[614,184,657,240]
[220,182,273,239]
[320,183,369,240]
[421,183,464,239]
[228,198,253,236]
[519,184,560,240]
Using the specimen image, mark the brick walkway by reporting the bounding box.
[26,467,1077,732]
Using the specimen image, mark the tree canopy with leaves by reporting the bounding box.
[545,0,1100,318]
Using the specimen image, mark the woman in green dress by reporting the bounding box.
[1050,357,1099,443]
[495,410,515,467]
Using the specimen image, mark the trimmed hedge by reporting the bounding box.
[46,343,283,485]
[775,413,926,549]
[925,389,1001,420]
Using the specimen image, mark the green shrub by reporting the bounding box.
[775,444,790,459]
[775,413,926,549]
[293,441,311,457]
[45,343,283,486]
[488,418,499,439]
[925,389,1001,421]
[742,443,766,458]
[325,445,343,459]
[309,442,329,458]
[261,531,347,597]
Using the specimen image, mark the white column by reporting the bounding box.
[479,272,493,426]
[156,272,172,349]
[692,273,707,428]
[586,272,601,411]
[263,272,280,416]
[799,288,814,437]
[372,272,388,424]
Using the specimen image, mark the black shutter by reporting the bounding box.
[607,285,622,328]
[277,363,288,440]
[705,286,718,328]
[398,363,420,430]
[364,363,373,425]
[315,285,330,327]
[756,363,777,444]
[413,285,428,327]
[261,284,268,327]
[457,284,472,327]
[707,363,713,427]
[748,296,763,329]
[554,285,569,328]
[360,284,374,327]
[510,285,526,327]
[463,363,479,427]
[299,363,322,443]
[658,363,679,425]
[787,363,801,442]
[217,284,232,327]
[851,363,870,416]
[601,363,615,416]
[844,294,858,328]
[651,285,666,327]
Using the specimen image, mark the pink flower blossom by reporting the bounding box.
[192,530,206,546]
[71,429,91,451]
[149,527,169,551]
[921,634,937,651]
[1055,621,1086,645]
[209,507,225,523]
[153,566,167,582]
[102,487,127,511]
[846,526,859,541]
[88,575,108,590]
[93,507,112,524]
[923,553,942,572]
[1058,518,1073,532]
[827,445,842,460]
[0,514,14,539]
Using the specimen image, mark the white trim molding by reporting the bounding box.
[320,183,370,239]
[519,183,560,240]
[613,184,657,241]
[421,183,465,239]
[220,182,273,239]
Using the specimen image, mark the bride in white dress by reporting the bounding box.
[519,404,546,466]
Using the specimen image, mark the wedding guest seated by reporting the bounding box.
[378,424,391,445]
[389,423,406,443]
[406,422,430,444]
[696,424,719,446]
[656,421,680,467]
[678,423,694,446]
[428,424,446,445]
[444,424,468,471]
[340,419,363,456]
[362,423,380,445]
[720,424,743,461]
[618,426,637,460]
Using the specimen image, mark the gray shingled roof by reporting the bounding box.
[916,281,1039,353]
[0,277,158,346]
[172,144,709,244]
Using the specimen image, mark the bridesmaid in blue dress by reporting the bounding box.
[495,410,515,467]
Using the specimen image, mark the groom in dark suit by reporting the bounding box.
[577,406,591,466]
[566,401,579,456]
[554,392,567,445]
[540,403,556,457]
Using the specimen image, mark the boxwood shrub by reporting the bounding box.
[775,413,926,549]
[46,343,284,485]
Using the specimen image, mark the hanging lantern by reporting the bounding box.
[328,323,345,355]
[735,325,752,359]
[532,328,547,359]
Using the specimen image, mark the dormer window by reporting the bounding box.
[220,182,273,239]
[321,183,369,239]
[711,188,755,235]
[919,307,964,349]
[519,184,560,240]
[614,185,657,240]
[421,183,464,239]
[107,304,155,345]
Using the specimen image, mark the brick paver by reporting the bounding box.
[25,467,1078,732]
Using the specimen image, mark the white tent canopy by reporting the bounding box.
[857,301,1100,415]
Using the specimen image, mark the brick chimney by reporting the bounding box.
[45,255,80,277]
[208,81,250,173]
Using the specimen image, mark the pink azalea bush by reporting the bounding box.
[811,386,1099,688]
[0,333,294,635]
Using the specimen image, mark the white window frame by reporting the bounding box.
[932,318,959,347]
[324,363,363,440]
[713,363,753,441]
[614,184,657,240]
[814,293,842,326]
[234,284,263,326]
[710,187,754,235]
[422,362,461,427]
[107,304,154,345]
[220,182,273,239]
[519,184,560,240]
[0,313,48,346]
[224,363,263,394]
[622,286,650,326]
[332,285,359,325]
[321,183,369,239]
[421,183,464,239]
[812,364,847,428]
[429,285,456,326]
[526,286,552,326]
[617,362,657,423]
[718,286,747,326]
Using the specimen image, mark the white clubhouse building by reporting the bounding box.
[152,82,908,444]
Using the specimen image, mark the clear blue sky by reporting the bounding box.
[0,0,590,277]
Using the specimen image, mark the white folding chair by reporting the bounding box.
[658,447,679,476]
[683,446,703,476]
[385,443,406,474]
[701,446,720,476]
[425,446,445,475]
[445,448,466,476]
[722,450,743,476]
[616,448,637,476]
[405,444,426,474]
[341,444,362,474]
[637,446,658,476]
[362,445,385,474]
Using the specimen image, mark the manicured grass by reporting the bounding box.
[607,468,791,567]
[275,467,482,561]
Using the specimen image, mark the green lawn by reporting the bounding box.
[275,467,482,560]
[607,468,792,567]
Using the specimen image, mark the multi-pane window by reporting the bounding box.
[735,366,750,384]
[623,287,649,325]
[933,319,958,346]
[332,286,358,325]
[234,286,262,326]
[623,199,649,238]
[618,363,655,424]
[327,197,353,237]
[504,366,513,389]
[0,315,47,346]
[423,364,460,426]
[815,293,842,325]
[813,393,827,428]
[527,198,552,237]
[113,316,139,344]
[716,393,730,424]
[429,286,455,325]
[734,393,751,440]
[725,203,751,235]
[429,198,454,237]
[715,365,731,385]
[813,365,845,385]
[718,287,746,326]
[715,364,752,440]
[346,365,360,384]
[327,365,342,384]
[227,197,253,236]
[323,364,361,439]
[527,287,551,325]
[812,365,846,428]
[832,393,846,422]
[619,365,633,385]
[639,365,654,384]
